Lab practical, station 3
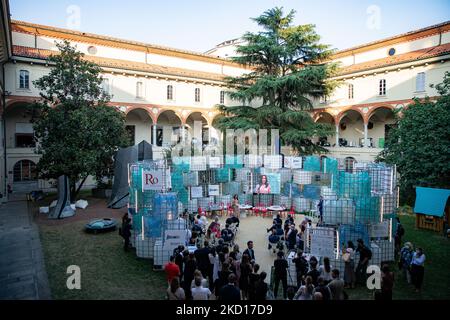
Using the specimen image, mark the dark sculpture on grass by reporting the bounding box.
[108,140,153,209]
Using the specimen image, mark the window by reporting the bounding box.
[136,81,144,98]
[13,160,37,182]
[125,125,135,146]
[167,85,174,100]
[348,84,354,99]
[101,78,110,95]
[87,46,98,55]
[344,157,356,173]
[19,70,30,89]
[220,91,225,104]
[416,72,426,92]
[379,79,386,96]
[15,133,35,148]
[194,88,201,102]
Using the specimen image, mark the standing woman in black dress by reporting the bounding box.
[239,254,252,300]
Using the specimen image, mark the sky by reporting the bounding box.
[9,0,450,54]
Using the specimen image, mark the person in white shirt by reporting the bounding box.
[191,277,211,300]
[318,257,333,284]
[410,247,425,292]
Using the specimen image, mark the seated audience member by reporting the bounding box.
[208,217,221,238]
[221,224,234,243]
[328,269,345,300]
[226,215,240,228]
[191,276,212,300]
[268,229,280,252]
[218,274,241,301]
[167,277,185,300]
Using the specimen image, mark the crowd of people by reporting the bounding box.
[164,239,269,301]
[119,198,427,300]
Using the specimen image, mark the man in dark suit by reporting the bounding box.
[243,241,256,264]
[194,241,211,278]
[218,274,241,301]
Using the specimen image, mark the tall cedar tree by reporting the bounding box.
[31,41,129,200]
[378,71,450,204]
[214,7,339,154]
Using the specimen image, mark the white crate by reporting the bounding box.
[373,240,395,263]
[279,168,293,184]
[293,197,311,212]
[263,155,283,169]
[293,170,312,185]
[198,197,214,211]
[183,171,199,187]
[215,194,232,207]
[321,186,338,200]
[190,156,207,171]
[284,156,303,169]
[135,235,157,259]
[323,199,355,225]
[187,199,198,213]
[244,155,263,168]
[153,240,172,267]
[274,195,292,208]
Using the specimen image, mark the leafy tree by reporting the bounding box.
[378,71,450,204]
[214,7,339,154]
[31,41,129,200]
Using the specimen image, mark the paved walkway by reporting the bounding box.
[0,194,51,299]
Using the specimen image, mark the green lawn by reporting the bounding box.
[39,221,167,300]
[348,214,450,300]
[39,213,449,300]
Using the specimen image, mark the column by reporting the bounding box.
[364,122,368,147]
[152,124,157,145]
[335,124,339,147]
[181,125,185,142]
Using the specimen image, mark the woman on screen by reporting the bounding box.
[256,175,271,194]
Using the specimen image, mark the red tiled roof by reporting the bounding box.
[12,45,227,82]
[339,42,450,76]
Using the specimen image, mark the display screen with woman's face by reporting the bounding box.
[256,174,271,194]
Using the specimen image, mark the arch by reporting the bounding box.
[338,109,365,147]
[156,109,183,125]
[367,106,396,148]
[336,107,364,124]
[314,111,335,124]
[367,105,395,122]
[184,111,208,129]
[125,108,154,146]
[155,109,183,147]
[13,159,37,182]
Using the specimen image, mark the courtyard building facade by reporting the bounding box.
[0,15,449,200]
